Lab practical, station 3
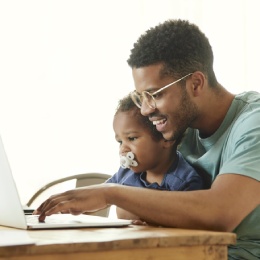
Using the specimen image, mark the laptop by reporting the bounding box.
[0,136,131,229]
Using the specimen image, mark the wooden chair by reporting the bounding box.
[26,173,111,217]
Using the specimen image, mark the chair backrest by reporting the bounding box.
[26,173,111,217]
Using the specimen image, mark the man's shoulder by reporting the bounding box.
[235,91,260,105]
[233,91,260,126]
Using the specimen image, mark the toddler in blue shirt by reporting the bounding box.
[106,94,205,221]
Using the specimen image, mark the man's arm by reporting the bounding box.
[116,207,140,220]
[118,174,260,231]
[37,174,259,232]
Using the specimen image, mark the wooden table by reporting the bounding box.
[0,225,236,260]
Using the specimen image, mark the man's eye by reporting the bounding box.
[152,92,162,99]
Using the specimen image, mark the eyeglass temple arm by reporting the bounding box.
[152,73,193,95]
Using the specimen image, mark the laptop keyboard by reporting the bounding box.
[26,215,44,224]
[26,214,78,224]
[25,215,63,224]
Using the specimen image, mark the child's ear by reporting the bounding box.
[162,139,175,148]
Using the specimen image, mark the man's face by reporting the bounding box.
[132,64,199,141]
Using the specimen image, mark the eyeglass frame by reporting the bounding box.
[130,73,193,109]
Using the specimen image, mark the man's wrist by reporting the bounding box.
[103,183,120,206]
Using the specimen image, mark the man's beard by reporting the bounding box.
[167,88,199,142]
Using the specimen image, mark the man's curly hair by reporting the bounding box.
[127,19,218,87]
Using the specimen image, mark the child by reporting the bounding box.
[106,94,204,221]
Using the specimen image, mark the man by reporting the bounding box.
[37,20,260,259]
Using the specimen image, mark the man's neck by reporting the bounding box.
[197,86,235,138]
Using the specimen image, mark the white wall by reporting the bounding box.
[0,0,259,205]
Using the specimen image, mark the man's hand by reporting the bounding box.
[35,183,113,222]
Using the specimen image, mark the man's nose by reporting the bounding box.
[140,102,155,116]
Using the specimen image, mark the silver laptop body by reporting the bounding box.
[0,136,131,229]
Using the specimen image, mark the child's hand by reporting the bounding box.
[131,219,147,225]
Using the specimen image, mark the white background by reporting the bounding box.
[0,0,259,205]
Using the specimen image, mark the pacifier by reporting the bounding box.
[120,152,138,169]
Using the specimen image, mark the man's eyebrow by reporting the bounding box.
[136,86,159,94]
[148,87,160,92]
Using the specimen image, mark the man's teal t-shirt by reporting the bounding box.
[179,91,260,260]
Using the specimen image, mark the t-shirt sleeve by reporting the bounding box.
[219,106,260,181]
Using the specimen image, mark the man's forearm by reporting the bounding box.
[106,174,259,232]
[107,185,219,229]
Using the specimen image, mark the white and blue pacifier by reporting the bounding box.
[120,152,138,169]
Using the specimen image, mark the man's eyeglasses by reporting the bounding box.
[130,73,193,109]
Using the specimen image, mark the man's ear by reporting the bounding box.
[190,71,205,96]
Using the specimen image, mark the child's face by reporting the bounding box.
[113,110,166,173]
